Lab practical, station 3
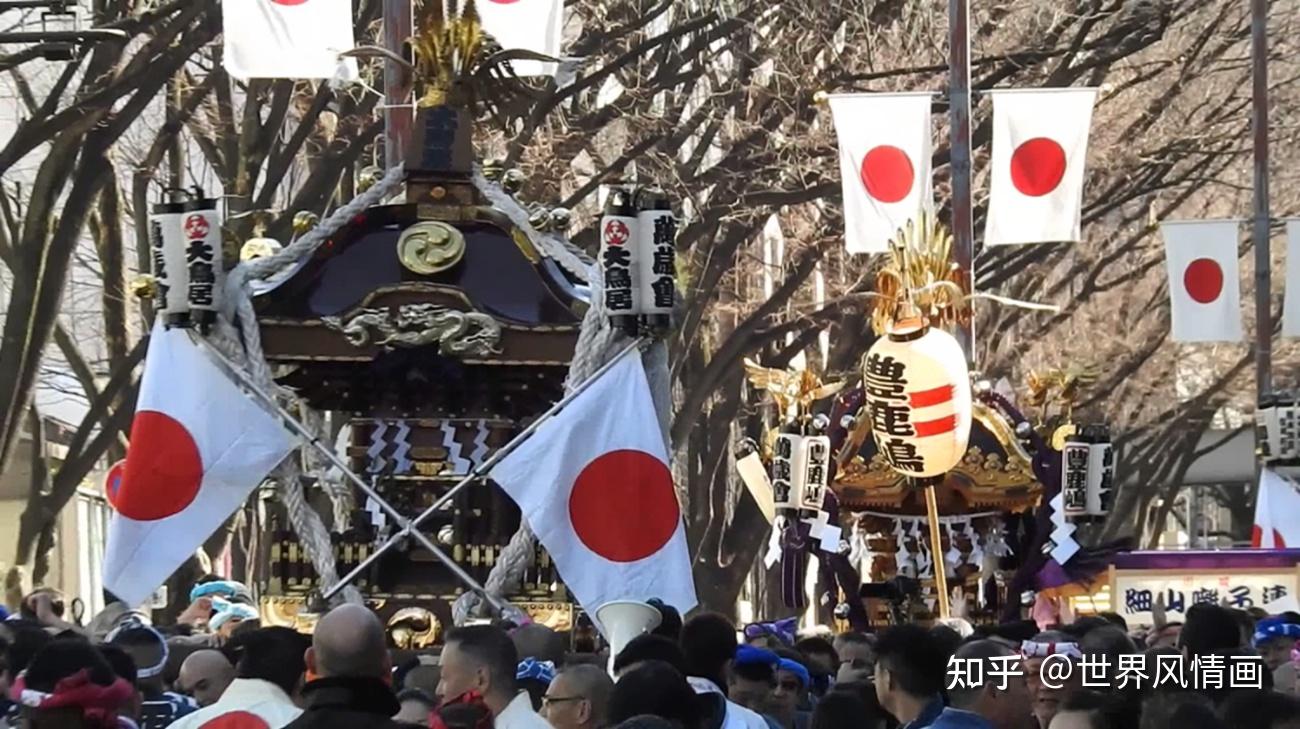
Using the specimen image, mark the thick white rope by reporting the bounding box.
[471,167,594,280]
[213,165,407,606]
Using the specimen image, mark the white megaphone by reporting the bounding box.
[595,600,663,676]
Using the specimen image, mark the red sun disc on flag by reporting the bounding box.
[569,449,679,563]
[859,145,914,204]
[270,0,309,5]
[1009,137,1067,197]
[115,411,204,521]
[1183,258,1224,304]
[604,220,631,246]
[198,711,272,729]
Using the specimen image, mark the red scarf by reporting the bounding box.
[430,691,494,729]
[12,669,135,729]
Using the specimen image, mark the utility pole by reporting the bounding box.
[1251,0,1272,405]
[948,0,975,368]
[383,0,413,168]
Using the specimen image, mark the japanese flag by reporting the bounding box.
[1254,469,1300,549]
[103,327,295,607]
[828,93,933,254]
[984,88,1097,246]
[1162,220,1243,343]
[490,350,697,621]
[222,0,358,81]
[476,0,565,77]
[1284,221,1300,338]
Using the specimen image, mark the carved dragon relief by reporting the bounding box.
[322,303,503,357]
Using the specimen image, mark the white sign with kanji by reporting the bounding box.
[1113,569,1300,627]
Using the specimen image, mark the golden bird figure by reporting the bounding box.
[744,359,845,424]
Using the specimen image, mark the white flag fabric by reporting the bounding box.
[490,350,697,622]
[104,327,295,607]
[828,93,933,254]
[1253,469,1300,549]
[1162,220,1243,342]
[477,0,565,77]
[222,0,358,81]
[1285,220,1300,338]
[985,88,1097,246]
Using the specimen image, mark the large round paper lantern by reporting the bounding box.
[861,322,972,479]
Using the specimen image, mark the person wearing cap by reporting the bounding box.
[104,619,198,729]
[209,602,261,642]
[1255,615,1300,672]
[729,645,779,716]
[769,655,811,729]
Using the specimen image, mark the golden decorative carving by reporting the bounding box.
[514,602,574,632]
[240,237,282,262]
[387,607,441,649]
[322,303,502,356]
[292,211,320,236]
[131,275,158,300]
[398,221,466,274]
[410,1,482,108]
[744,359,844,424]
[871,211,970,335]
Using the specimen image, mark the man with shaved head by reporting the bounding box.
[167,627,308,729]
[282,603,406,729]
[177,649,235,707]
[542,664,615,729]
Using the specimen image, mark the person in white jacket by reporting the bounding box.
[166,627,309,729]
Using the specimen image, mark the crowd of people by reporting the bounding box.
[1,582,1298,729]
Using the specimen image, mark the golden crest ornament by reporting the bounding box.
[397,221,466,274]
[387,607,441,649]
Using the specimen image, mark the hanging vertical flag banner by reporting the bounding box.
[1284,221,1300,338]
[476,0,565,77]
[985,88,1097,246]
[222,0,358,81]
[1162,220,1243,343]
[827,93,934,254]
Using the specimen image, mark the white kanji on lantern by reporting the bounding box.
[862,323,972,478]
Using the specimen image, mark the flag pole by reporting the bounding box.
[948,0,976,366]
[1251,0,1272,406]
[193,334,647,604]
[382,0,413,168]
[930,0,974,622]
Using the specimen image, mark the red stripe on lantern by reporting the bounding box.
[914,415,958,437]
[909,385,955,408]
